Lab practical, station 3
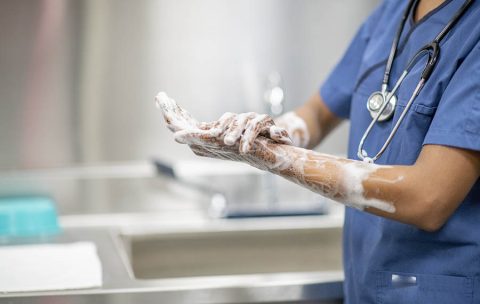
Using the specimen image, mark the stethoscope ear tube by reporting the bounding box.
[421,42,439,81]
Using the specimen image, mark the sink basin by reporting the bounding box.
[121,225,342,279]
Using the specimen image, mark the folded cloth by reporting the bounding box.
[0,242,102,293]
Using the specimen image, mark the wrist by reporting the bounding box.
[274,112,310,148]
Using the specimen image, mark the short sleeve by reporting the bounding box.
[320,1,386,119]
[423,42,480,152]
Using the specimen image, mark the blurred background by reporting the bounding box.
[0,0,378,216]
[1,1,383,302]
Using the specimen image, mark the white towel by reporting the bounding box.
[0,242,103,293]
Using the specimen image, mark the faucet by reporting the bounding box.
[263,72,285,210]
[264,72,285,116]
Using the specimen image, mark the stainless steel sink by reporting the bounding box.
[0,215,345,304]
[121,225,342,280]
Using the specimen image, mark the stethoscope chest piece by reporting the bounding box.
[367,91,397,122]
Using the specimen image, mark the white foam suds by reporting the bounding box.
[274,111,310,148]
[340,162,396,213]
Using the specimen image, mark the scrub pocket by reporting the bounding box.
[387,103,437,164]
[375,271,473,304]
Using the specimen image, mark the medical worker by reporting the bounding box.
[158,0,480,302]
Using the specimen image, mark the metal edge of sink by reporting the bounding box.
[0,214,344,304]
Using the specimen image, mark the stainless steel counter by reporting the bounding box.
[0,215,344,303]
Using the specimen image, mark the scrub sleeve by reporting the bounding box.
[423,40,480,152]
[319,1,386,120]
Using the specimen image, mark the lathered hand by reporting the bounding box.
[156,92,292,154]
[274,112,310,148]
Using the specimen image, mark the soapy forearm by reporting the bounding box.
[244,141,400,213]
[232,130,480,232]
[191,134,431,226]
[156,92,409,218]
[248,141,447,229]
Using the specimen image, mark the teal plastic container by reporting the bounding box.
[0,196,60,237]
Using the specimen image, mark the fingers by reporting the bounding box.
[173,129,218,145]
[223,113,252,146]
[221,113,292,153]
[155,92,199,132]
[172,112,237,146]
[239,114,273,154]
[269,125,293,145]
[198,112,231,131]
[212,112,236,136]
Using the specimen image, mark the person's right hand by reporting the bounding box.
[274,112,310,148]
[200,111,293,154]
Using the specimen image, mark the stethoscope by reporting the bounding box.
[358,0,472,163]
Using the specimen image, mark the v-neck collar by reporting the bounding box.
[408,0,455,28]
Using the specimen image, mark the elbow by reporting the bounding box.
[416,216,445,233]
[411,195,452,233]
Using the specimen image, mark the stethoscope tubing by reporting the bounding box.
[358,0,472,163]
[358,48,432,161]
[357,70,408,162]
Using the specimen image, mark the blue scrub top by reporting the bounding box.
[320,0,480,303]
